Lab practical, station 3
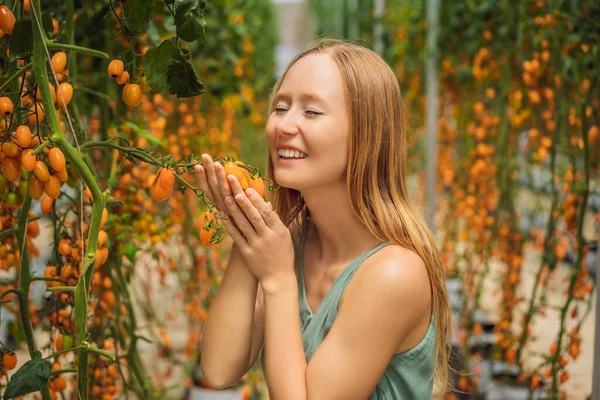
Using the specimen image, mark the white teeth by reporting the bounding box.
[277,149,308,158]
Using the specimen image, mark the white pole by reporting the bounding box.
[593,220,600,400]
[425,0,439,231]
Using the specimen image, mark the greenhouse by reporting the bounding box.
[0,0,598,399]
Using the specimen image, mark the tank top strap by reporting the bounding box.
[335,241,390,290]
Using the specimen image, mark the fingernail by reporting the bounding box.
[246,188,254,196]
[225,197,234,205]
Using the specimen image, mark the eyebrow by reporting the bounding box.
[274,92,326,104]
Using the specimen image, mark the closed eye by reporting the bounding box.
[305,110,322,116]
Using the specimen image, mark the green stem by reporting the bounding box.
[32,139,52,154]
[14,179,52,400]
[51,369,78,376]
[46,42,109,59]
[0,62,32,93]
[31,1,105,397]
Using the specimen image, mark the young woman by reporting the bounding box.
[196,38,451,399]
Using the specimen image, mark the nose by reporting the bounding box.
[274,109,300,136]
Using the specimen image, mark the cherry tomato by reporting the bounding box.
[248,177,265,198]
[23,0,30,12]
[223,162,250,190]
[20,149,36,171]
[57,82,73,108]
[123,83,142,107]
[55,167,68,182]
[15,125,32,148]
[116,70,130,85]
[150,179,173,201]
[0,96,13,116]
[48,147,66,171]
[40,195,53,214]
[1,142,19,157]
[197,211,219,246]
[2,352,17,371]
[1,157,20,182]
[34,160,50,182]
[0,6,15,35]
[44,175,61,199]
[51,51,67,73]
[29,176,44,200]
[108,60,124,78]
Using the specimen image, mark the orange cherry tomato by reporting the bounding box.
[15,125,32,148]
[0,6,15,35]
[40,194,53,214]
[29,176,44,200]
[123,83,142,107]
[57,82,73,108]
[51,51,67,73]
[223,162,250,190]
[44,175,61,199]
[48,147,66,171]
[197,211,218,246]
[34,160,50,182]
[108,60,124,78]
[23,0,30,12]
[2,352,17,370]
[20,149,36,171]
[116,70,130,85]
[248,177,265,198]
[1,156,20,182]
[55,167,68,182]
[1,142,19,157]
[150,180,173,202]
[0,96,13,116]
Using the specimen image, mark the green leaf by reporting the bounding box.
[175,0,206,43]
[143,39,180,92]
[9,19,33,60]
[167,58,205,98]
[124,0,153,33]
[3,359,51,399]
[41,13,54,37]
[123,242,138,263]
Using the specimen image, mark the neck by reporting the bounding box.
[301,182,380,265]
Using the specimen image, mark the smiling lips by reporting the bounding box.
[277,148,308,159]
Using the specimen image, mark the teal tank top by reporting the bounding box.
[294,225,436,399]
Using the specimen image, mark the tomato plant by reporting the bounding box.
[0,0,276,399]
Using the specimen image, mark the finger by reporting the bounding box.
[224,175,258,239]
[232,184,268,235]
[245,188,281,230]
[215,209,248,247]
[214,162,234,209]
[194,164,215,203]
[202,154,226,210]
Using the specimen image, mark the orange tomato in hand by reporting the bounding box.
[223,162,250,190]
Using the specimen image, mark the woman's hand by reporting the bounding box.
[194,153,232,215]
[220,173,296,292]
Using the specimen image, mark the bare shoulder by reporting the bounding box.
[342,244,432,321]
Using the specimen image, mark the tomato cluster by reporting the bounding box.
[195,157,268,247]
[108,59,145,107]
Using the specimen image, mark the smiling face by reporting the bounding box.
[265,53,350,191]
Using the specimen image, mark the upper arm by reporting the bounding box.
[306,248,431,400]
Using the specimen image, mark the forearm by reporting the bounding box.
[263,277,307,400]
[200,243,259,387]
